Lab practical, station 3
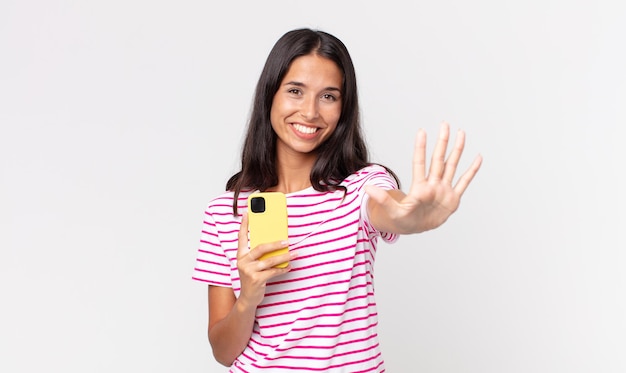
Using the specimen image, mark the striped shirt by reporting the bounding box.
[192,165,398,372]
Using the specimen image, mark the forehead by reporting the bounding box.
[282,54,343,86]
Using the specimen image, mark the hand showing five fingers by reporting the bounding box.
[366,122,483,234]
[236,213,293,308]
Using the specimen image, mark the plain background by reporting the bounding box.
[1,0,624,372]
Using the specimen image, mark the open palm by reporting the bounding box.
[366,122,482,234]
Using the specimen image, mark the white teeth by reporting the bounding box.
[293,123,317,134]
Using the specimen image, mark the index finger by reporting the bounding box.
[411,129,427,188]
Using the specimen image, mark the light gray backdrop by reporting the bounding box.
[1,1,624,372]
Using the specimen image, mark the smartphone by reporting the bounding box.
[247,192,289,268]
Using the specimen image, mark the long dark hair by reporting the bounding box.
[226,28,398,214]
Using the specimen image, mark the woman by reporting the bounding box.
[192,28,482,372]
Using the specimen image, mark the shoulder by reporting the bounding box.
[205,189,255,217]
[342,164,399,190]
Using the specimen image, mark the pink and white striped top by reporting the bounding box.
[192,165,398,372]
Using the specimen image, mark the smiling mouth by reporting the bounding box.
[293,123,318,134]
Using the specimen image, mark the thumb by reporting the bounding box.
[365,185,391,206]
[237,212,250,259]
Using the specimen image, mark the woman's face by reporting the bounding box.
[270,53,343,159]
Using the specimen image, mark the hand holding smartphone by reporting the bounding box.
[247,192,289,268]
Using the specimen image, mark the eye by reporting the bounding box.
[321,93,337,102]
[288,88,302,95]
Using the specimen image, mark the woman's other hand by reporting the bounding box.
[366,122,482,234]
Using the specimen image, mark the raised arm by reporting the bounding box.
[366,122,482,235]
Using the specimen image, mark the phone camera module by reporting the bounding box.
[250,197,265,213]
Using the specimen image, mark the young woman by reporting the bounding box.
[192,28,482,372]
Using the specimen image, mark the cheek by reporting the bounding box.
[325,107,342,129]
[271,97,295,120]
[269,99,283,128]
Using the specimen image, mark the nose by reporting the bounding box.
[299,96,319,121]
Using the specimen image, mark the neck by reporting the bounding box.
[270,149,316,194]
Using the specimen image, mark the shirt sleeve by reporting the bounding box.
[359,165,399,244]
[191,206,233,287]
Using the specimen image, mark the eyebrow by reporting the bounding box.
[284,81,342,93]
